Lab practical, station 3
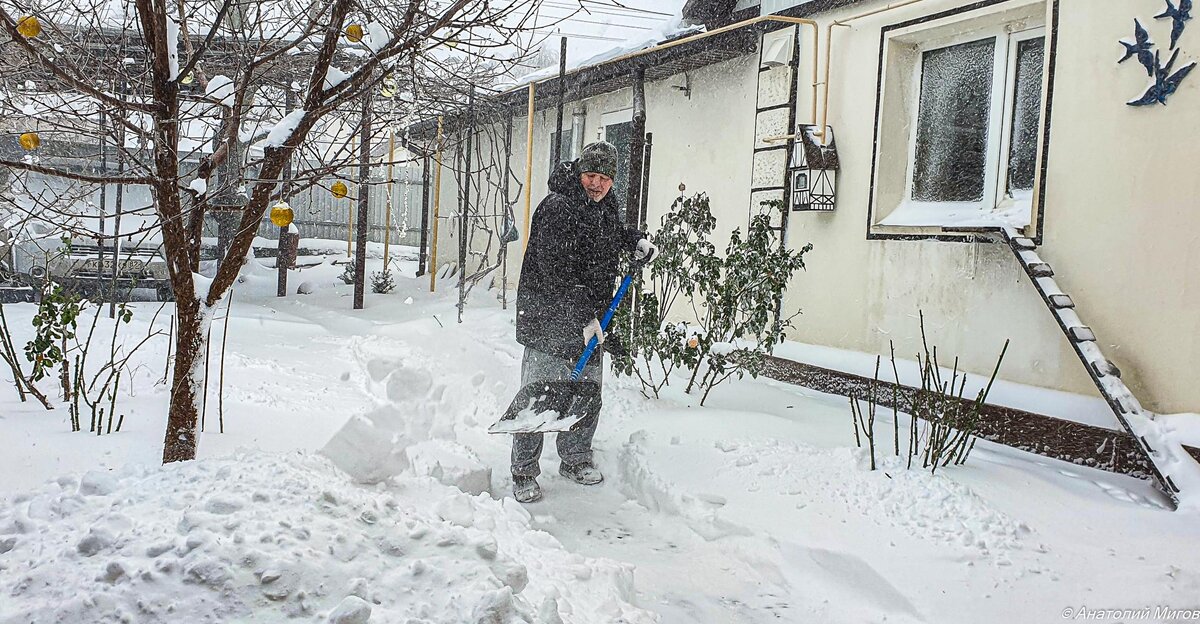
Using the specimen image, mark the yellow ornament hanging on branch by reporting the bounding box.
[17,15,42,38]
[331,181,348,199]
[270,201,294,228]
[19,132,41,151]
[345,24,364,43]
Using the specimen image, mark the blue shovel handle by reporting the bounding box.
[569,255,651,381]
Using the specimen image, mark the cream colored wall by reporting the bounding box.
[1037,0,1200,413]
[426,115,522,288]
[524,53,760,250]
[784,0,1199,414]
[430,54,760,282]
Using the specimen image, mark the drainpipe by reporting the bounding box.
[639,132,653,230]
[627,66,646,226]
[819,0,931,143]
[571,108,587,159]
[553,37,567,165]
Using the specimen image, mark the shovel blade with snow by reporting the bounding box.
[488,380,601,434]
[489,255,651,436]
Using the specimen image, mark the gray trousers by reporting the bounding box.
[511,347,603,477]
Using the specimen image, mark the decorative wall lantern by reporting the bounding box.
[789,124,839,212]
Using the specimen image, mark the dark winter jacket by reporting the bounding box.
[515,160,643,361]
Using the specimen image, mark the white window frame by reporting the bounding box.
[889,24,1046,225]
[548,126,574,171]
[600,108,632,128]
[994,27,1046,212]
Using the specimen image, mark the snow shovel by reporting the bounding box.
[489,258,649,435]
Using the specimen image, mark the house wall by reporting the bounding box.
[1037,0,1200,414]
[786,0,1199,415]
[437,0,1200,416]
[530,53,760,251]
[429,53,760,287]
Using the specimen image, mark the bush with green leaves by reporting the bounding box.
[612,194,811,404]
[24,281,85,382]
[610,192,716,397]
[18,279,150,433]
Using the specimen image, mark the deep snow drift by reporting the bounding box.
[0,451,650,623]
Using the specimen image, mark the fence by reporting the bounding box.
[253,164,426,246]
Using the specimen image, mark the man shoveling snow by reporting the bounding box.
[508,141,655,504]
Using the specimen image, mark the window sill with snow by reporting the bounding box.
[867,1,1048,240]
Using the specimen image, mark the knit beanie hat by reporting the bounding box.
[578,141,619,180]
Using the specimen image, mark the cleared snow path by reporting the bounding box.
[336,313,818,623]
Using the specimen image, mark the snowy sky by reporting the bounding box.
[523,0,688,70]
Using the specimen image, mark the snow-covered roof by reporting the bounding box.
[501,20,704,90]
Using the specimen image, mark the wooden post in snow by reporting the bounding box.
[353,83,372,310]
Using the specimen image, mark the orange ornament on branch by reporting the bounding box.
[17,15,42,38]
[19,132,41,150]
[270,202,294,228]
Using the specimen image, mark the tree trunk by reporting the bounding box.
[162,293,208,463]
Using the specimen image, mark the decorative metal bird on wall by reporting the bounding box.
[1155,0,1192,49]
[1128,48,1197,105]
[1120,18,1157,75]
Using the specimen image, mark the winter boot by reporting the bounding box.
[513,475,542,503]
[559,462,603,485]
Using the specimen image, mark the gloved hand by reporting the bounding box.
[634,238,657,262]
[583,318,605,347]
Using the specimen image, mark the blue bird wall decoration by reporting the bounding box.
[1119,18,1157,75]
[1154,0,1192,49]
[1128,48,1197,105]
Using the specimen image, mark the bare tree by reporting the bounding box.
[0,0,545,462]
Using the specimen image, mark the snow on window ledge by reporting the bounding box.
[876,199,1032,230]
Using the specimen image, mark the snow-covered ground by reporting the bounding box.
[2,252,1198,623]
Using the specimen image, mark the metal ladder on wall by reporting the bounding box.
[978,226,1191,508]
[748,25,800,231]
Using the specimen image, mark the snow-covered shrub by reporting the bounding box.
[371,269,396,294]
[850,312,1009,473]
[339,260,357,285]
